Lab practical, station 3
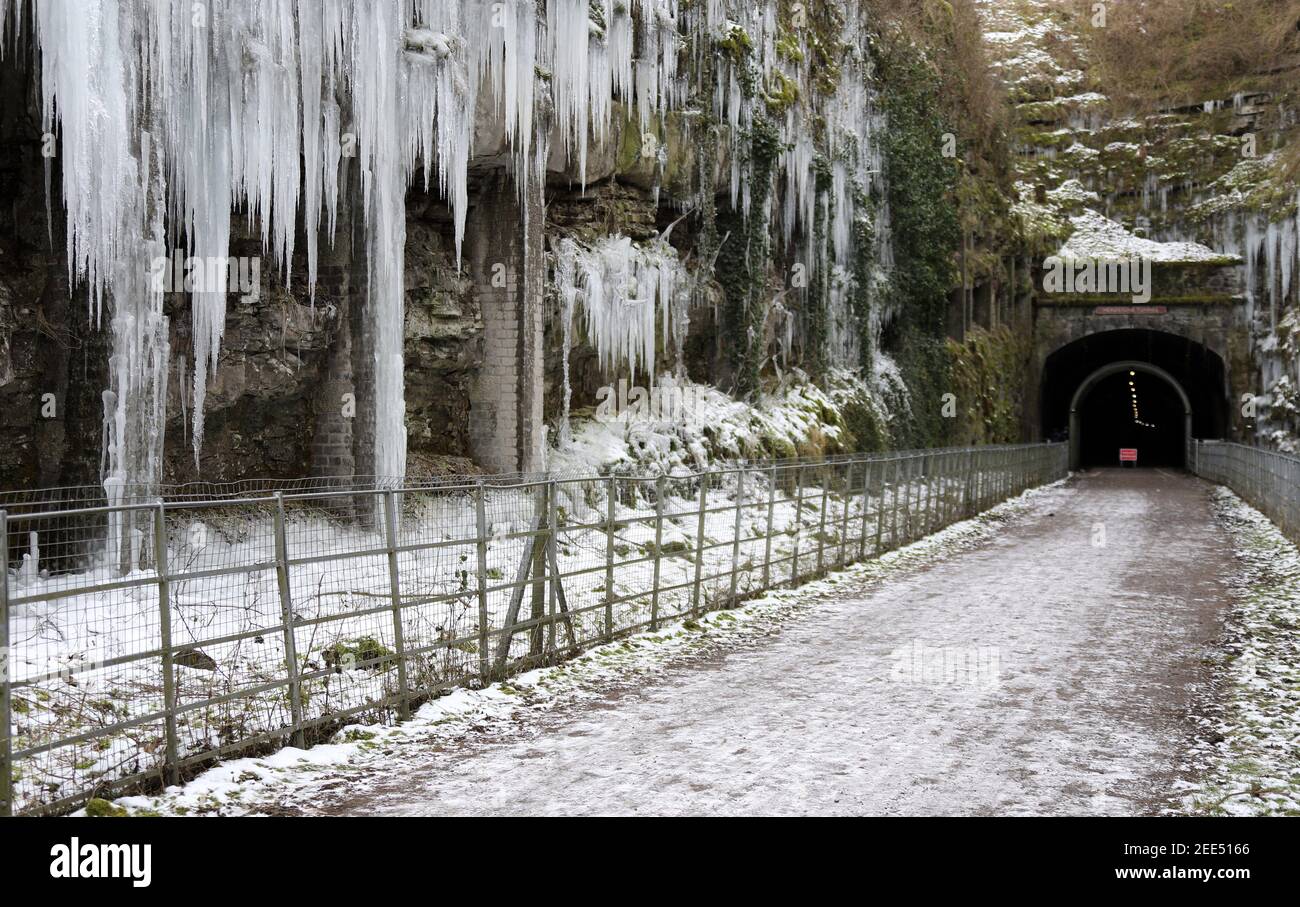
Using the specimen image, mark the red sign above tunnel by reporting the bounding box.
[1092,306,1168,315]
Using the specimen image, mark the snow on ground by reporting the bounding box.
[1175,488,1300,816]
[102,470,1245,817]
[107,478,1056,816]
[548,367,899,477]
[10,452,972,812]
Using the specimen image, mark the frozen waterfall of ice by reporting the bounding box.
[7,0,688,490]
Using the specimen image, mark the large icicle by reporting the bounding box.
[33,0,170,572]
[554,235,691,382]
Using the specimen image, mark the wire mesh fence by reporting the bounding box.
[1191,440,1300,545]
[0,443,1067,816]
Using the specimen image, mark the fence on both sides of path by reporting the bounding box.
[0,443,1068,816]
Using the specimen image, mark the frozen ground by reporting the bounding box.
[116,469,1248,817]
[1177,488,1300,816]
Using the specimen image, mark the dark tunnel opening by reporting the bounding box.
[1040,329,1229,469]
[1076,367,1188,467]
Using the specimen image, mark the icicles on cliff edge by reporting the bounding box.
[15,0,893,493]
[15,0,687,488]
[32,0,170,556]
[552,235,691,439]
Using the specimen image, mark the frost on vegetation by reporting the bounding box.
[1010,182,1070,245]
[550,368,897,477]
[1179,491,1300,816]
[1047,178,1099,206]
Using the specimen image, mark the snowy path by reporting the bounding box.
[229,471,1237,816]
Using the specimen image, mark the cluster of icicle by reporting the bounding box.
[553,234,691,441]
[1191,192,1300,442]
[704,0,891,370]
[1239,198,1300,430]
[1,0,897,500]
[0,0,686,494]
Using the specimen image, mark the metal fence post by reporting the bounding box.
[604,476,616,641]
[859,459,873,560]
[945,451,954,519]
[791,465,806,582]
[816,463,830,575]
[382,490,410,720]
[691,471,709,614]
[272,493,305,749]
[963,449,974,517]
[729,469,745,604]
[921,454,933,535]
[899,454,909,540]
[876,459,890,554]
[529,485,547,658]
[763,465,777,590]
[889,459,899,543]
[474,481,491,682]
[651,475,665,630]
[839,462,853,567]
[1,509,12,817]
[152,502,179,786]
[547,480,558,658]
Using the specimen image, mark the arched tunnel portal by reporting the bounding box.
[1040,329,1230,469]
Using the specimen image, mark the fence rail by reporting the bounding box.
[1191,440,1300,544]
[0,443,1067,816]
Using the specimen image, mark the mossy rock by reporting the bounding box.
[85,798,128,818]
[643,539,692,558]
[323,636,396,673]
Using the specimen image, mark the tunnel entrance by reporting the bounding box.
[1040,329,1229,470]
[1072,362,1191,468]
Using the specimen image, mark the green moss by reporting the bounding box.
[947,326,1030,445]
[763,70,800,115]
[839,390,891,451]
[877,41,959,341]
[323,636,396,672]
[717,24,753,63]
[717,116,783,398]
[643,539,692,557]
[85,798,128,818]
[894,329,954,449]
[775,32,805,64]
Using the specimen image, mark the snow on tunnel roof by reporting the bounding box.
[1056,211,1242,264]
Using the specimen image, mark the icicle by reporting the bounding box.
[554,234,691,383]
[27,0,708,487]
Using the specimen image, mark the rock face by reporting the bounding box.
[402,209,482,465]
[0,44,491,491]
[977,0,1298,449]
[0,2,1092,495]
[0,58,108,492]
